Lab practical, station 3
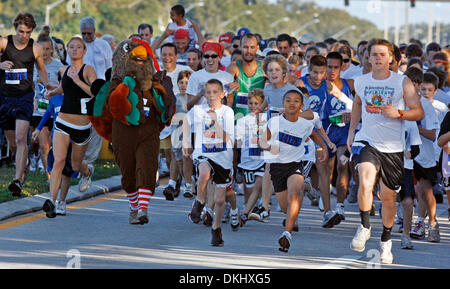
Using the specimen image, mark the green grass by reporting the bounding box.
[0,159,121,203]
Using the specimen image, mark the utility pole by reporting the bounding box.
[404,0,409,43]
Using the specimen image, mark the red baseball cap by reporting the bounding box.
[174,29,189,40]
[219,33,231,44]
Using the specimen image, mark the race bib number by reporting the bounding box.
[5,68,27,85]
[278,132,302,147]
[235,92,248,109]
[80,98,90,115]
[38,98,49,113]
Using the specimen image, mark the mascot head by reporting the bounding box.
[111,38,159,92]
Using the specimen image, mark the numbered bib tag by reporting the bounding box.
[236,92,248,109]
[37,98,49,113]
[248,123,262,157]
[80,98,90,115]
[5,69,27,85]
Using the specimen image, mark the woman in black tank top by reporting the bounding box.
[43,36,98,217]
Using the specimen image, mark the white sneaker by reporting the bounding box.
[79,164,94,192]
[379,240,393,264]
[350,224,371,252]
[56,200,66,215]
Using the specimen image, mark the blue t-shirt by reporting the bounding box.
[300,75,328,116]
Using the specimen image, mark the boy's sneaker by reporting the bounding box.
[322,210,338,228]
[379,240,393,264]
[410,221,425,239]
[183,183,194,199]
[129,209,140,225]
[222,203,231,223]
[278,231,292,253]
[428,222,440,243]
[8,179,22,197]
[400,235,414,250]
[42,199,56,218]
[163,185,175,201]
[202,208,213,227]
[249,206,270,223]
[282,218,299,232]
[78,164,94,192]
[188,199,205,224]
[137,209,149,224]
[350,224,371,252]
[211,227,224,247]
[55,200,66,216]
[230,212,240,231]
[239,213,248,227]
[335,204,345,225]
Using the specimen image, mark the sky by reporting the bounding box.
[270,0,450,30]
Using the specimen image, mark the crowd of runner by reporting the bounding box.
[1,5,450,265]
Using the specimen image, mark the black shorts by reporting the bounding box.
[270,162,305,193]
[54,117,92,146]
[413,161,438,186]
[31,115,53,130]
[399,169,415,201]
[194,156,233,188]
[0,91,34,130]
[241,164,265,188]
[354,142,404,191]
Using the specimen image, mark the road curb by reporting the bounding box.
[0,175,123,222]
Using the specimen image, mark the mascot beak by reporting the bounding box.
[131,45,148,61]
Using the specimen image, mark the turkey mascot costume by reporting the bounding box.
[87,38,176,225]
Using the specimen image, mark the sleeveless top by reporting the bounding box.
[354,71,406,153]
[322,78,353,129]
[60,64,91,115]
[233,60,265,119]
[300,75,328,116]
[0,35,35,97]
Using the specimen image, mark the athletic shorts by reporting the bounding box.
[31,115,53,131]
[399,169,415,201]
[194,156,233,188]
[302,160,313,178]
[270,161,305,193]
[413,161,438,186]
[172,148,183,161]
[353,141,404,192]
[0,91,34,130]
[46,143,80,178]
[326,125,349,158]
[54,116,92,146]
[241,164,265,188]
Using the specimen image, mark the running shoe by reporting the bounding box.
[400,235,414,250]
[211,227,224,247]
[202,208,213,227]
[163,185,175,201]
[183,183,194,199]
[278,231,292,253]
[230,212,240,231]
[239,213,248,227]
[8,179,22,197]
[188,199,205,224]
[282,218,299,232]
[43,199,57,218]
[350,224,371,252]
[335,204,345,225]
[129,209,140,225]
[56,200,66,216]
[78,164,94,192]
[137,209,149,224]
[249,206,270,223]
[322,210,338,228]
[410,221,426,240]
[428,222,440,243]
[379,240,393,264]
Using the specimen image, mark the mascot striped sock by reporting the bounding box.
[127,191,139,211]
[138,187,153,211]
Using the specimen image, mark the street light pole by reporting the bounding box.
[45,0,65,26]
[330,25,356,39]
[291,13,319,38]
[270,17,290,29]
[185,1,205,14]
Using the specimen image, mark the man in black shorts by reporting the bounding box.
[0,13,54,196]
[347,39,424,264]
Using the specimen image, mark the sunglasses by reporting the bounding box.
[82,32,93,35]
[232,44,240,49]
[203,54,219,59]
[342,58,350,63]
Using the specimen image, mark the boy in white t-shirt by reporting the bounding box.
[259,89,328,253]
[167,4,199,46]
[183,79,235,247]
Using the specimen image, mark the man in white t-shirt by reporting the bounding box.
[347,39,424,264]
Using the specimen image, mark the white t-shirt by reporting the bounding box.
[186,69,234,105]
[235,113,267,170]
[265,114,314,164]
[403,120,422,170]
[415,97,440,168]
[433,89,450,107]
[187,103,235,170]
[430,98,449,162]
[33,58,63,116]
[343,65,363,80]
[354,71,406,153]
[304,112,323,162]
[164,64,193,95]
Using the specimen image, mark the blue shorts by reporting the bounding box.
[0,91,34,131]
[326,124,349,158]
